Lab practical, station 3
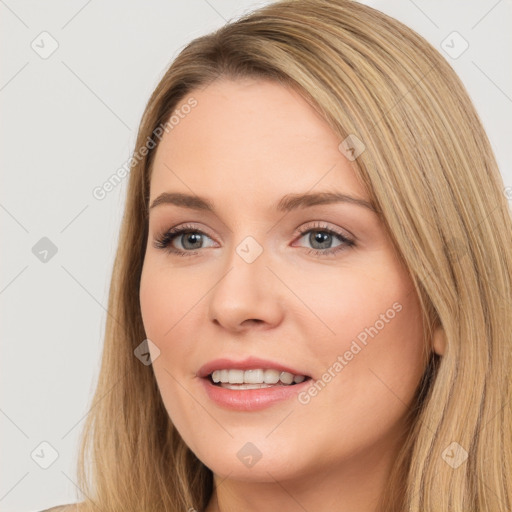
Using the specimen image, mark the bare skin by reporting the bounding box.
[139,77,444,512]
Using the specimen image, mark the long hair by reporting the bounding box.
[75,1,512,510]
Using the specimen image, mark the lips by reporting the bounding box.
[196,356,313,410]
[196,357,313,412]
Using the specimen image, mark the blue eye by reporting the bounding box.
[153,222,355,257]
[153,224,215,256]
[294,222,355,256]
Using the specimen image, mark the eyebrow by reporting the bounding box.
[149,191,377,213]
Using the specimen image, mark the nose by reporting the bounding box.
[207,242,285,332]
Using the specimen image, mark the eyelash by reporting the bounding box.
[153,222,355,258]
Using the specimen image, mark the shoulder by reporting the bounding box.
[38,504,85,512]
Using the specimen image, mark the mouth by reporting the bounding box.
[207,368,312,390]
[197,357,313,410]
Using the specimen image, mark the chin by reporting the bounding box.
[190,437,313,483]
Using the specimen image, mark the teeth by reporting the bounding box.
[244,369,264,384]
[229,369,244,384]
[210,368,307,386]
[279,371,294,384]
[220,383,274,390]
[264,369,280,384]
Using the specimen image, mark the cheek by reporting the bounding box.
[314,287,425,425]
[300,262,426,416]
[290,260,421,363]
[139,259,208,436]
[139,257,204,340]
[139,263,206,376]
[287,289,425,467]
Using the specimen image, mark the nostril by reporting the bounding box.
[242,319,264,327]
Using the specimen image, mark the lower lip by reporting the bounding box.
[200,377,312,411]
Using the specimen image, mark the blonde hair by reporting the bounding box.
[74,1,512,510]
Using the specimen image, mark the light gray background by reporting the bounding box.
[1,1,510,510]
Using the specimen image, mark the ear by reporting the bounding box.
[432,325,446,356]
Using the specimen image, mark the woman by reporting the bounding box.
[45,0,512,510]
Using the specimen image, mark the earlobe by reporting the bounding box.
[432,325,446,356]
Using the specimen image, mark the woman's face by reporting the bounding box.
[140,77,427,485]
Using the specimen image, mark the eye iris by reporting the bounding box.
[182,232,202,250]
[310,231,332,249]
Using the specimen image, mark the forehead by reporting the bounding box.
[150,78,368,208]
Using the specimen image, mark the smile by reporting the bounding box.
[210,368,307,388]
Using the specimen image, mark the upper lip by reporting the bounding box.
[197,356,310,379]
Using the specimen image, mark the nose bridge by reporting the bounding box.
[207,232,284,329]
[215,232,270,303]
